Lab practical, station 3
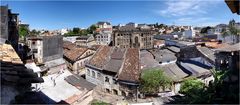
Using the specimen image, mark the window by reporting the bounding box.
[92,71,95,78]
[77,63,80,69]
[105,76,109,83]
[32,41,36,45]
[87,69,90,75]
[113,79,117,84]
[97,72,101,79]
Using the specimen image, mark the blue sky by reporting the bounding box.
[1,0,239,30]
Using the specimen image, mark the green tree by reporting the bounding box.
[19,25,29,38]
[180,28,185,32]
[174,69,238,104]
[155,22,159,27]
[88,24,98,34]
[91,100,109,105]
[80,29,88,35]
[180,78,204,94]
[173,27,180,32]
[179,77,206,103]
[200,26,211,34]
[159,24,165,29]
[73,27,81,34]
[140,68,172,94]
[30,29,40,36]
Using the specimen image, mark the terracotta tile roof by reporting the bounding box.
[63,41,76,50]
[103,48,126,73]
[0,44,22,64]
[205,42,229,49]
[110,48,126,59]
[87,46,141,82]
[88,46,114,69]
[90,45,101,51]
[216,43,240,52]
[64,47,88,62]
[118,48,140,83]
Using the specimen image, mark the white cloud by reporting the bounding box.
[157,0,221,17]
[174,17,212,26]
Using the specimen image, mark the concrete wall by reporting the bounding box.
[85,67,124,96]
[183,30,195,39]
[0,6,9,40]
[48,63,66,74]
[42,36,63,63]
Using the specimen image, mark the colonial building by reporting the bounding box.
[95,33,111,45]
[63,41,95,74]
[95,21,112,34]
[113,26,154,49]
[75,35,95,47]
[85,46,140,98]
[95,22,112,45]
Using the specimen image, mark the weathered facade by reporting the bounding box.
[96,33,111,45]
[75,35,95,47]
[215,43,240,72]
[27,35,66,74]
[63,41,95,74]
[27,35,63,64]
[113,27,154,49]
[0,6,20,51]
[85,46,140,98]
[0,44,44,104]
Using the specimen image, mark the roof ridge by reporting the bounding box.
[116,48,128,78]
[102,46,116,70]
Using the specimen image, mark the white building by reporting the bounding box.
[182,27,195,39]
[61,29,68,35]
[96,33,111,45]
[126,22,138,27]
[96,21,112,34]
[63,36,79,43]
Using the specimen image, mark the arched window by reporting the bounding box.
[87,69,90,76]
[92,71,95,78]
[97,72,101,79]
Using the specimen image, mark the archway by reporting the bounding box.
[121,91,126,97]
[113,89,118,95]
